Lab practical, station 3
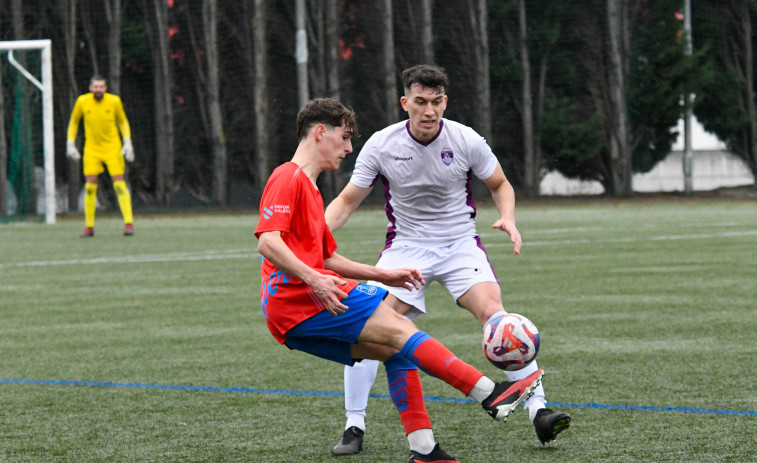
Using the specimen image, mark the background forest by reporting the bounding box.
[1,0,756,214]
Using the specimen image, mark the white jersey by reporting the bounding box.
[350,118,498,248]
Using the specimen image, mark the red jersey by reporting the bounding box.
[255,162,359,343]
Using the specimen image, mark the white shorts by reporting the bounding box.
[368,236,498,319]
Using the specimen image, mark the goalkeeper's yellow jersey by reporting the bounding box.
[67,93,131,156]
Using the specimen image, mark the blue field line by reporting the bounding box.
[2,377,755,417]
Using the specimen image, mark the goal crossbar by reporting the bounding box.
[0,39,55,224]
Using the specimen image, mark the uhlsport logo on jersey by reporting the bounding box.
[262,204,291,219]
[441,148,454,166]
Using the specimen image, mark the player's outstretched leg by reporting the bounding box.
[332,359,379,456]
[480,369,544,422]
[397,331,544,423]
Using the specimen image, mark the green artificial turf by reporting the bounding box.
[1,198,755,462]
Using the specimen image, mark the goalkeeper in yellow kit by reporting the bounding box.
[66,75,135,237]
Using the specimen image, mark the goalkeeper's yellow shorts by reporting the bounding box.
[83,149,125,177]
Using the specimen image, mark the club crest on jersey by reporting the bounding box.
[441,148,454,166]
[354,284,379,295]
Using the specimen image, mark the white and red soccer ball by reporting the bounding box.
[482,313,540,371]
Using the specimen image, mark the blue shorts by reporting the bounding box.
[284,284,388,365]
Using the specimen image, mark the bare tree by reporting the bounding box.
[0,46,6,217]
[469,0,491,141]
[605,0,632,194]
[141,0,175,205]
[253,0,270,201]
[734,0,757,179]
[420,0,434,64]
[325,0,340,99]
[577,0,633,195]
[103,0,122,95]
[308,0,342,201]
[184,0,228,205]
[295,0,309,108]
[382,0,398,124]
[202,0,228,205]
[79,0,100,76]
[516,0,537,197]
[306,0,326,96]
[57,0,82,210]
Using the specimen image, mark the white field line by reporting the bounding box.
[484,229,757,249]
[0,249,258,269]
[3,229,756,269]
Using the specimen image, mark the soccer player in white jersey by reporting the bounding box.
[325,65,571,456]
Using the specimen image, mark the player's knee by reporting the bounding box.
[472,304,505,327]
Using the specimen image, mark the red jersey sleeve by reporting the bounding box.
[255,167,297,238]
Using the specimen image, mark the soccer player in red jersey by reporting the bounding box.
[255,98,543,462]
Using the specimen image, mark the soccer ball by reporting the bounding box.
[482,313,540,371]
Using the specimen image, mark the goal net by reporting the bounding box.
[0,40,55,224]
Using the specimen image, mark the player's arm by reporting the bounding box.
[115,99,132,139]
[325,182,373,232]
[482,163,522,256]
[66,99,83,142]
[65,99,84,160]
[324,252,424,291]
[115,98,135,162]
[257,230,349,315]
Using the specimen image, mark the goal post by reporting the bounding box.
[0,39,55,224]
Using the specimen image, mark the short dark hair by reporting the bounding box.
[90,75,108,85]
[296,98,359,140]
[402,65,448,94]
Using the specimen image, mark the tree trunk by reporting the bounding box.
[253,0,270,201]
[535,54,548,196]
[104,0,122,95]
[306,0,326,97]
[470,0,491,142]
[203,0,227,206]
[420,0,434,64]
[59,0,82,211]
[320,0,341,201]
[739,5,757,179]
[295,0,309,108]
[326,0,340,99]
[80,0,100,76]
[606,0,631,195]
[143,0,175,205]
[382,0,398,124]
[517,0,537,198]
[0,57,6,217]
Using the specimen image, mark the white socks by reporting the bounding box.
[468,376,496,403]
[407,428,436,454]
[343,359,380,431]
[505,360,547,421]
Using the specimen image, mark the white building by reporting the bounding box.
[540,118,753,195]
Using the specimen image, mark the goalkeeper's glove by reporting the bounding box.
[121,138,135,162]
[66,140,80,161]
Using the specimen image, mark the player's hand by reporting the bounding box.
[492,218,522,255]
[311,274,349,316]
[66,140,80,161]
[121,138,135,162]
[380,268,425,291]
